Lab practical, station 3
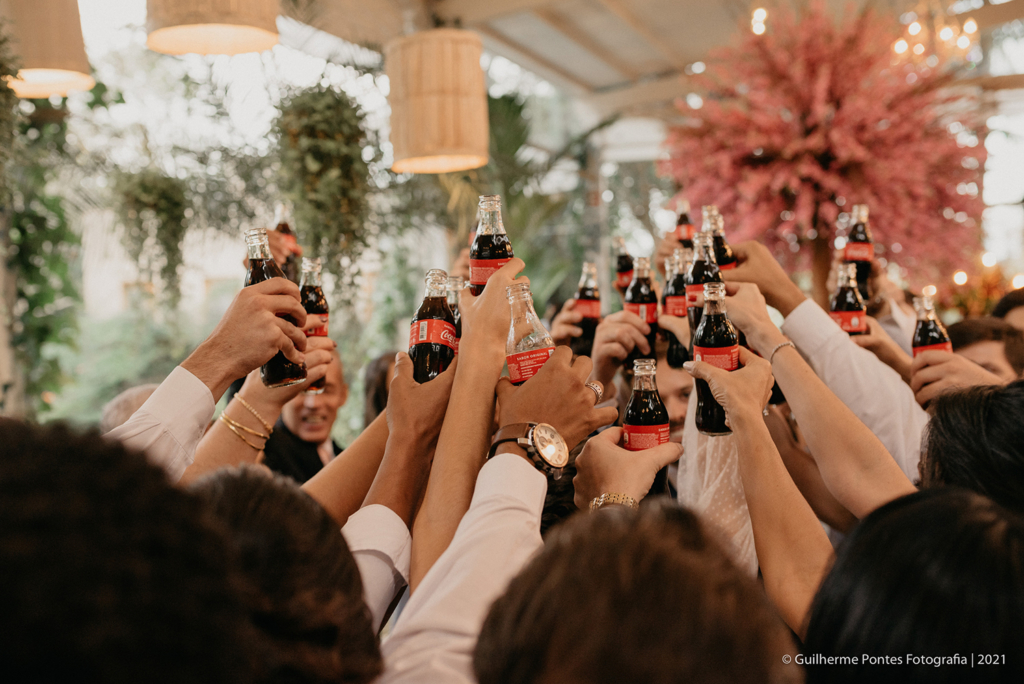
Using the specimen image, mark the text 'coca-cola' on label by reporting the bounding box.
[470,258,512,286]
[625,302,659,324]
[616,271,633,288]
[686,284,705,307]
[623,423,670,451]
[306,314,329,337]
[829,310,867,334]
[913,341,953,357]
[409,319,458,351]
[507,347,555,384]
[574,298,601,319]
[664,296,688,317]
[694,345,740,371]
[844,242,873,262]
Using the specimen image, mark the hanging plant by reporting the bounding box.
[274,85,373,295]
[0,26,18,198]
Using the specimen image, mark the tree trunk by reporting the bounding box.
[810,232,832,308]
[0,211,26,416]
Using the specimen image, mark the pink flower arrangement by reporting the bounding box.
[661,1,986,299]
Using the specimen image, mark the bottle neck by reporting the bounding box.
[632,372,658,392]
[477,206,506,236]
[703,297,726,316]
[246,237,273,261]
[300,270,322,288]
[694,240,717,265]
[509,293,538,319]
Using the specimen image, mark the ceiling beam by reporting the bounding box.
[435,0,557,26]
[593,0,686,71]
[474,24,594,93]
[965,0,1024,31]
[586,73,689,116]
[532,7,639,81]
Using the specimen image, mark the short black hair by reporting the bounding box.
[474,500,799,684]
[190,466,382,684]
[992,287,1024,319]
[0,419,255,683]
[948,317,1024,375]
[805,488,1024,684]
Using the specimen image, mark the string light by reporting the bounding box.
[752,21,766,35]
[953,270,968,285]
[894,39,909,54]
[913,43,926,55]
[963,18,977,34]
[923,285,938,297]
[1013,274,1024,290]
[909,21,922,36]
[939,27,954,41]
[982,252,997,268]
[956,35,970,49]
[753,8,768,21]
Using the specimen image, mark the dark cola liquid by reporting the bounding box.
[246,258,308,388]
[469,233,514,296]
[676,215,694,250]
[830,286,866,336]
[662,273,689,368]
[301,284,329,392]
[570,287,599,358]
[277,222,300,283]
[624,388,670,496]
[845,221,873,301]
[712,235,736,269]
[624,277,658,366]
[451,301,462,341]
[694,312,737,436]
[913,319,950,350]
[616,254,633,276]
[410,296,456,383]
[686,258,721,348]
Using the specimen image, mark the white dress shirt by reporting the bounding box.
[342,504,412,630]
[781,299,928,480]
[379,453,547,684]
[106,366,215,482]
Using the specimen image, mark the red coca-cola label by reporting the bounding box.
[409,319,458,350]
[718,261,736,271]
[913,342,953,357]
[623,423,670,451]
[574,298,601,319]
[664,295,688,317]
[470,258,511,286]
[616,270,633,288]
[625,302,659,324]
[306,313,329,337]
[452,336,460,355]
[507,347,555,384]
[686,283,705,308]
[844,242,873,262]
[829,310,866,334]
[694,345,740,371]
[674,223,695,243]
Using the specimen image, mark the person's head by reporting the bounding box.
[656,339,693,441]
[190,466,381,684]
[0,419,255,682]
[948,317,1024,382]
[992,288,1024,330]
[282,351,348,444]
[363,351,397,428]
[920,380,1024,515]
[474,500,800,684]
[805,489,1024,683]
[100,383,159,433]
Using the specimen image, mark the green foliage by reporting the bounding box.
[0,23,18,187]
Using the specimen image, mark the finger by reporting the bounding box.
[302,349,333,372]
[559,311,584,324]
[561,299,577,312]
[548,345,573,369]
[915,377,952,408]
[275,317,308,354]
[300,357,329,387]
[609,322,649,355]
[553,325,584,339]
[304,336,337,353]
[392,351,414,383]
[570,354,594,382]
[600,342,629,362]
[738,346,766,369]
[910,363,947,393]
[276,329,305,366]
[263,294,307,324]
[657,314,688,340]
[642,441,684,469]
[434,355,458,392]
[492,257,526,282]
[596,426,624,445]
[910,349,953,374]
[616,310,651,335]
[682,358,727,384]
[301,313,329,333]
[251,277,301,298]
[589,405,620,429]
[495,376,516,405]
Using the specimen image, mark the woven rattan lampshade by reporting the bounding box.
[147,0,279,56]
[1,0,94,98]
[386,29,488,174]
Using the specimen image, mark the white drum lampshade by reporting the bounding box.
[386,29,489,174]
[1,0,95,98]
[147,0,279,56]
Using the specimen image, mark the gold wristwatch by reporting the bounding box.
[488,422,569,477]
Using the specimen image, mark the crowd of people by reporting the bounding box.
[3,222,1024,683]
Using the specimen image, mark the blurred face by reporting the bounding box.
[656,362,694,443]
[281,356,348,444]
[1004,306,1024,332]
[956,341,1019,383]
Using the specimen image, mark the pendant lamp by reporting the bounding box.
[386,29,489,174]
[2,0,94,98]
[147,0,279,56]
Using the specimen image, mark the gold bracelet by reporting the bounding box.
[219,413,269,440]
[590,493,639,512]
[218,414,263,450]
[234,395,273,434]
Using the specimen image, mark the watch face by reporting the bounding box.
[532,423,569,468]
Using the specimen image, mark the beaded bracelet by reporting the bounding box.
[590,493,640,512]
[234,395,274,435]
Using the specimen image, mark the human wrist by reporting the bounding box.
[748,326,788,358]
[770,283,807,318]
[493,441,529,460]
[181,341,236,401]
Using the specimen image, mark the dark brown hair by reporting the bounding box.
[363,351,397,428]
[947,317,1024,376]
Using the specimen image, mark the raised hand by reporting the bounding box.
[386,351,457,441]
[550,299,584,346]
[720,241,806,317]
[241,228,303,270]
[589,310,652,387]
[654,234,684,278]
[684,347,775,425]
[459,258,527,357]
[851,317,913,383]
[910,349,1006,408]
[722,282,787,356]
[572,427,682,508]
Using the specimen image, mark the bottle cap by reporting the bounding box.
[301,257,322,272]
[704,282,726,298]
[633,358,656,374]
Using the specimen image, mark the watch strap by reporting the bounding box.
[487,423,535,460]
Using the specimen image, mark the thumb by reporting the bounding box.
[596,426,623,446]
[682,358,726,385]
[434,355,458,390]
[643,441,684,469]
[393,352,414,383]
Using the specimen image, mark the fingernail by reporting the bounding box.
[683,361,694,371]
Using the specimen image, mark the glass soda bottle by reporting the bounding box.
[693,282,740,436]
[701,205,736,270]
[469,195,514,296]
[613,236,633,290]
[686,232,722,349]
[446,275,464,355]
[624,256,659,366]
[623,358,671,496]
[674,209,696,250]
[409,269,457,383]
[571,261,601,358]
[273,202,300,283]
[844,204,874,301]
[662,248,691,368]
[506,282,555,385]
[829,263,867,336]
[299,257,330,394]
[244,228,308,388]
[912,295,952,357]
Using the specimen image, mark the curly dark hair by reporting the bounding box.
[0,419,255,683]
[190,466,382,684]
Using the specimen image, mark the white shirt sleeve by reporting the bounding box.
[342,504,412,630]
[105,366,215,482]
[379,453,547,684]
[781,299,928,480]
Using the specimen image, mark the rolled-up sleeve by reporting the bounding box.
[342,504,412,630]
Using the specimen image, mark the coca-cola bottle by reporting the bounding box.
[693,282,739,436]
[244,228,308,388]
[686,232,722,348]
[570,261,601,358]
[674,210,696,250]
[702,205,736,270]
[446,275,464,355]
[912,295,952,357]
[469,195,514,296]
[624,256,659,366]
[613,236,633,290]
[829,263,867,336]
[506,282,555,385]
[274,202,300,283]
[843,204,874,301]
[623,358,670,496]
[662,248,691,368]
[299,257,330,394]
[409,269,457,383]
